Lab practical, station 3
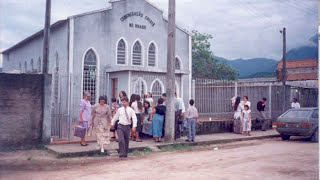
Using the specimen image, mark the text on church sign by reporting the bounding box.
[120,11,156,27]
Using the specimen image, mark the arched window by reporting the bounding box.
[38,57,41,72]
[175,57,181,70]
[117,39,126,64]
[132,41,142,66]
[31,59,34,72]
[133,78,147,96]
[24,61,27,73]
[151,79,164,104]
[83,49,97,105]
[148,43,156,66]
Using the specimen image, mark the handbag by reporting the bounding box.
[74,123,87,138]
[87,126,93,137]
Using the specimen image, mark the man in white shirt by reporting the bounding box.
[111,97,137,158]
[291,98,301,109]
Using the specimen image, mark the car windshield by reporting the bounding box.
[282,110,311,119]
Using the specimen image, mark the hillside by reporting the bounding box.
[216,34,318,79]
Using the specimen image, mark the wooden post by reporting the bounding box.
[43,0,51,74]
[281,28,286,86]
[165,0,176,142]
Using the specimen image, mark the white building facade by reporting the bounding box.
[2,0,192,140]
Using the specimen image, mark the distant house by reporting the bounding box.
[276,59,318,88]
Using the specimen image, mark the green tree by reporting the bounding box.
[192,30,238,80]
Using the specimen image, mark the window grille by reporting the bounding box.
[175,58,180,70]
[151,80,163,104]
[83,49,97,105]
[132,41,142,65]
[117,39,126,64]
[31,59,34,72]
[38,57,41,72]
[148,43,156,66]
[24,61,27,73]
[19,63,22,72]
[134,78,146,96]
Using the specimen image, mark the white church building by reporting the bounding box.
[1,0,192,140]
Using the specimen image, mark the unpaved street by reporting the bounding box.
[1,138,318,180]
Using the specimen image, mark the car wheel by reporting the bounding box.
[311,128,318,143]
[281,135,290,141]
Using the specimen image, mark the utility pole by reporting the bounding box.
[165,0,176,142]
[43,0,51,74]
[280,27,286,85]
[41,0,51,144]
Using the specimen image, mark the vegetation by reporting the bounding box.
[191,30,238,80]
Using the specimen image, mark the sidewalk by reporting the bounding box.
[46,129,280,158]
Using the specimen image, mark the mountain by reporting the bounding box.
[216,34,318,79]
[217,57,278,79]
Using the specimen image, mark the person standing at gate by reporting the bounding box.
[185,99,199,142]
[110,97,137,158]
[233,97,243,134]
[257,97,267,131]
[91,96,112,153]
[79,92,92,146]
[291,98,301,109]
[242,96,251,108]
[174,92,185,139]
[242,105,252,136]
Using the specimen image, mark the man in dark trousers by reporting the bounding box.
[111,97,137,158]
[257,97,267,131]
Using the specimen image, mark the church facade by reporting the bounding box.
[2,0,192,140]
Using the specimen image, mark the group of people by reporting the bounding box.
[78,91,198,158]
[232,96,268,136]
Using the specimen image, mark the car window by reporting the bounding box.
[311,110,318,119]
[282,110,311,119]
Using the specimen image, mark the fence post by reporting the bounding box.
[234,81,237,97]
[192,79,195,99]
[269,83,272,119]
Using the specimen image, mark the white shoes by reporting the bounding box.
[101,148,105,153]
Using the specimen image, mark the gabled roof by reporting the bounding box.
[1,20,67,54]
[2,0,190,54]
[277,59,318,70]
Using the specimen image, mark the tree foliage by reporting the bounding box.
[192,30,238,80]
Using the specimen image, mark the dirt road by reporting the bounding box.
[1,138,318,180]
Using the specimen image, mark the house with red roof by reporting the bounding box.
[276,59,318,88]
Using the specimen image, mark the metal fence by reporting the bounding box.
[194,79,295,121]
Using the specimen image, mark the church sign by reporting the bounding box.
[120,11,156,30]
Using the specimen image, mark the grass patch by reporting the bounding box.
[130,147,154,156]
[160,144,192,152]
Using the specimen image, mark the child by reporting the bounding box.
[185,99,199,142]
[242,105,252,136]
[110,97,119,141]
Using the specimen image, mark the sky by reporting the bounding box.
[0,0,318,62]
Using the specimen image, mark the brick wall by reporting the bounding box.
[0,73,43,150]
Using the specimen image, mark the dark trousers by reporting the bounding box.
[257,111,267,130]
[175,110,182,139]
[117,124,131,156]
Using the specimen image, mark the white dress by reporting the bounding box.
[243,109,251,131]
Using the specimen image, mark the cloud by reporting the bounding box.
[0,0,318,60]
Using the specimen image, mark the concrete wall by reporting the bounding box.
[0,74,43,150]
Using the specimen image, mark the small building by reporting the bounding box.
[1,0,192,140]
[276,59,318,88]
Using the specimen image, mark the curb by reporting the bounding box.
[47,134,280,158]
